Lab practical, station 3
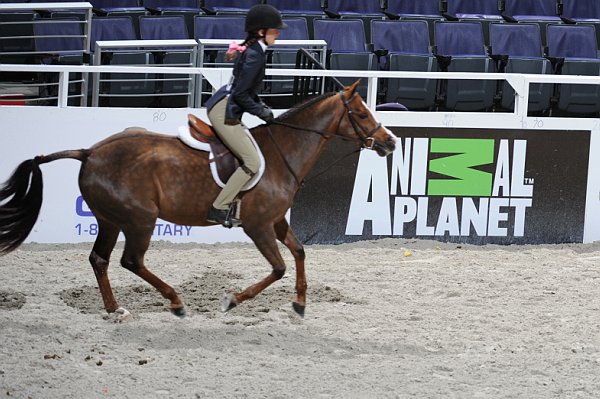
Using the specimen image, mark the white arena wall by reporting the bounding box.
[1,66,600,244]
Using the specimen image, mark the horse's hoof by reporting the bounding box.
[292,302,305,318]
[219,293,237,313]
[171,306,186,318]
[112,307,132,322]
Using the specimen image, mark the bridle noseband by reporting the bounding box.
[338,91,383,150]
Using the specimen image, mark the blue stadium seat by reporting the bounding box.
[91,16,155,107]
[194,15,246,40]
[266,0,323,14]
[446,0,502,19]
[143,0,204,37]
[503,0,562,45]
[139,15,189,40]
[324,0,385,43]
[372,19,438,110]
[434,21,497,111]
[547,24,600,115]
[489,23,552,113]
[561,0,600,48]
[266,0,324,39]
[144,0,202,13]
[139,15,194,107]
[324,0,384,16]
[313,18,376,96]
[385,0,443,44]
[33,18,84,63]
[265,18,310,105]
[446,0,504,45]
[203,0,262,15]
[386,0,441,17]
[90,0,148,37]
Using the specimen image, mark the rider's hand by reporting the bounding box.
[258,106,274,123]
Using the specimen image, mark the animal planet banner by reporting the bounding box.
[290,127,590,245]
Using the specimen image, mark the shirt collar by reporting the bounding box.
[258,40,267,52]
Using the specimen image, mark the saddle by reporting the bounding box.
[187,114,242,184]
[181,114,265,191]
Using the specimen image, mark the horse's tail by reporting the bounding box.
[0,149,89,255]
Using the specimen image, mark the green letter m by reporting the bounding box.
[428,138,494,196]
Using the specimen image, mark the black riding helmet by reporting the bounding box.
[245,4,288,32]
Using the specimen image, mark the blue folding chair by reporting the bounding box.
[547,24,600,115]
[434,21,497,111]
[561,0,600,48]
[489,23,552,113]
[385,0,443,44]
[446,0,503,44]
[139,15,194,107]
[203,0,262,15]
[372,19,438,110]
[143,0,203,36]
[90,0,147,37]
[313,19,376,96]
[91,16,155,107]
[503,0,562,45]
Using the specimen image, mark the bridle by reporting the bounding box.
[271,90,385,150]
[337,91,383,151]
[266,90,387,188]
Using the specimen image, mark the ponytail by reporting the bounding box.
[225,32,261,62]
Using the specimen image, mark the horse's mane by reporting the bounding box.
[276,91,337,121]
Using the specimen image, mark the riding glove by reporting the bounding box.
[258,106,274,123]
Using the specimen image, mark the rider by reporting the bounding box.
[204,4,287,227]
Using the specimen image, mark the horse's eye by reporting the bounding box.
[358,112,368,119]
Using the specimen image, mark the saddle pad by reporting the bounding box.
[177,126,265,191]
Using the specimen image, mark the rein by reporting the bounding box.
[266,90,383,188]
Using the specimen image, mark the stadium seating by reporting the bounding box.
[266,0,324,38]
[90,0,148,38]
[434,21,497,111]
[385,0,443,42]
[313,18,377,96]
[489,23,552,113]
[561,0,600,49]
[265,17,310,106]
[323,0,385,43]
[446,0,504,45]
[202,0,262,15]
[139,15,195,107]
[502,0,562,45]
[371,19,438,110]
[143,0,203,37]
[546,24,600,115]
[91,16,155,107]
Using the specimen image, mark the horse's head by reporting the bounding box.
[335,80,397,157]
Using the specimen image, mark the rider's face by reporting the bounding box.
[260,28,280,46]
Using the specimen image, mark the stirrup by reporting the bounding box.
[207,203,241,228]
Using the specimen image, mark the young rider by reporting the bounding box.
[204,4,287,227]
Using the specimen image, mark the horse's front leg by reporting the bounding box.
[274,218,306,317]
[220,224,287,312]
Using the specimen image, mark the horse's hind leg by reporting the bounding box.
[89,220,120,314]
[120,226,186,317]
[274,218,307,317]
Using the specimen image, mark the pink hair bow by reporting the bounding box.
[227,42,247,55]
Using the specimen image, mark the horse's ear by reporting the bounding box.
[344,79,361,97]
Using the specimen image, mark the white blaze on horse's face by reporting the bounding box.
[361,99,397,155]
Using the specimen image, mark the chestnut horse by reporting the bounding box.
[0,81,396,318]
